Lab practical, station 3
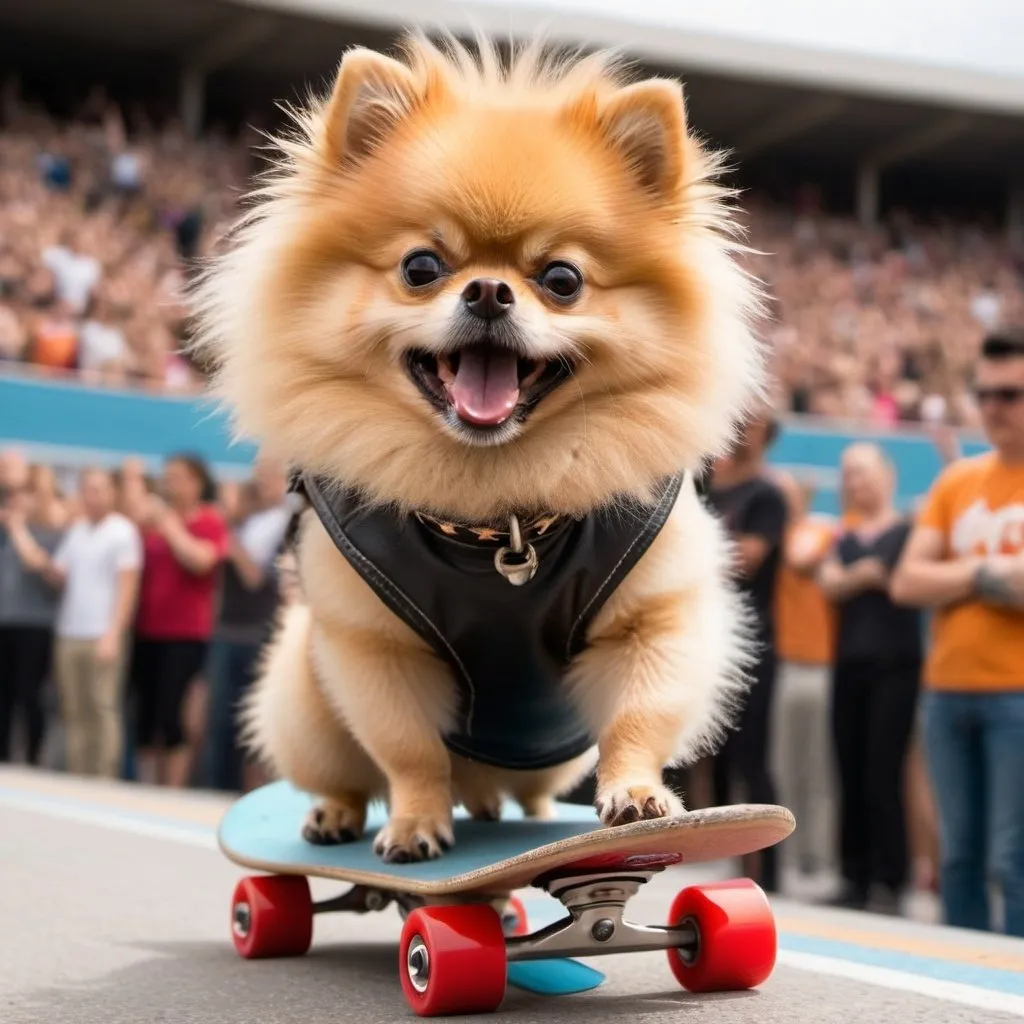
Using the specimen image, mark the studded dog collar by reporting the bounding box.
[413,510,563,545]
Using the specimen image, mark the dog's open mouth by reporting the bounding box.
[404,343,573,430]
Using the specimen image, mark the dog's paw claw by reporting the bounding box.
[301,800,364,846]
[595,783,683,827]
[373,815,454,863]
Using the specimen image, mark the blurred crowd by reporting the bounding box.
[745,196,1024,427]
[2,89,1024,423]
[0,446,296,793]
[0,82,252,389]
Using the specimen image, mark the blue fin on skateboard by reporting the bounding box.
[507,959,606,995]
[505,898,605,995]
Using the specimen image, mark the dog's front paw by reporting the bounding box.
[595,782,683,827]
[301,797,366,845]
[373,814,454,863]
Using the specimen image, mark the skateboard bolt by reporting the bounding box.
[406,936,430,993]
[591,918,615,942]
[232,902,251,938]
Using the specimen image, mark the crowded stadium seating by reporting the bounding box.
[2,90,1022,434]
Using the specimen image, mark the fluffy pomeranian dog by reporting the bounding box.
[194,33,765,863]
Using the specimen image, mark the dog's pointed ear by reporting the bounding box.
[322,48,422,166]
[596,80,687,198]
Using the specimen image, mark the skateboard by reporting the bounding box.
[219,781,795,1017]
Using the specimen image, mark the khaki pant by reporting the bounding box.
[770,660,837,875]
[55,637,127,778]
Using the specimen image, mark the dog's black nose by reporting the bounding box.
[461,278,514,320]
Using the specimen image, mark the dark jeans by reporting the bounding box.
[204,639,262,791]
[923,690,1024,936]
[713,651,779,891]
[0,625,53,764]
[130,638,208,749]
[831,658,920,896]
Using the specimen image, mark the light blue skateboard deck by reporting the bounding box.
[218,781,794,896]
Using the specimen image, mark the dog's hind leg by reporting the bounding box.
[511,752,598,820]
[453,751,597,821]
[450,759,504,822]
[241,603,385,844]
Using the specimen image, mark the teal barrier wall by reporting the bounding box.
[0,373,989,503]
[0,374,257,479]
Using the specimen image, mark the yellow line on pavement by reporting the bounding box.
[778,916,1024,972]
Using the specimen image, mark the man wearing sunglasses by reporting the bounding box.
[892,329,1024,936]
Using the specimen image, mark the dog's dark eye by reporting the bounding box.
[539,262,583,302]
[402,250,445,288]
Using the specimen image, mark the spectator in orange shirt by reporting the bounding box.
[26,269,78,373]
[892,328,1024,936]
[772,473,838,879]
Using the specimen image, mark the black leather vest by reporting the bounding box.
[299,472,684,771]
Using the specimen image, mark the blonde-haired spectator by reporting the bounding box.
[817,443,922,914]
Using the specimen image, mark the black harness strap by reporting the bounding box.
[294,472,686,770]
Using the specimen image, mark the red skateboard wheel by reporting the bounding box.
[399,904,507,1016]
[666,878,776,992]
[230,875,313,959]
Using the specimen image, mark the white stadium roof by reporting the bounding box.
[232,0,1024,114]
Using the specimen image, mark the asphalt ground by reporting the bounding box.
[2,766,1023,1024]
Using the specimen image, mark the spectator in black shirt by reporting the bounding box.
[705,411,788,892]
[818,443,921,914]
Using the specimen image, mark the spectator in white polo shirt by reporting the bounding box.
[25,469,142,776]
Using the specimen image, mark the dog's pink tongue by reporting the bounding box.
[451,347,520,426]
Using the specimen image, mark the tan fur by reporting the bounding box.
[198,34,764,860]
